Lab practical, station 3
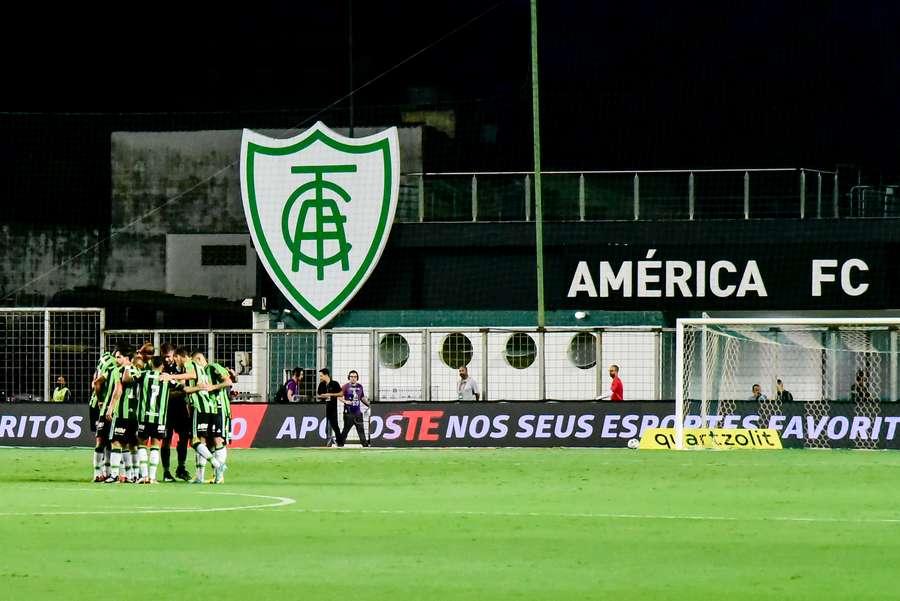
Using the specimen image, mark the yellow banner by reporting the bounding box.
[638,428,782,450]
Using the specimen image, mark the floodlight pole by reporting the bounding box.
[531,0,545,330]
[348,0,355,137]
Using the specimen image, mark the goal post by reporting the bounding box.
[675,317,900,450]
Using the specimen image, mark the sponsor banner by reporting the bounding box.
[228,404,269,448]
[4,401,900,449]
[170,404,270,449]
[0,404,272,448]
[371,403,602,448]
[0,404,94,446]
[370,402,900,449]
[254,403,336,447]
[639,428,783,450]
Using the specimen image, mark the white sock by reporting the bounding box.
[123,452,133,479]
[149,448,160,481]
[104,448,111,476]
[195,443,220,469]
[213,447,227,479]
[195,455,207,481]
[138,448,149,479]
[132,451,140,477]
[110,450,122,477]
[93,449,104,477]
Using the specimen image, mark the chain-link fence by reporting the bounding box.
[0,308,104,403]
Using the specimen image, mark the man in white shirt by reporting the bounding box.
[457,366,480,401]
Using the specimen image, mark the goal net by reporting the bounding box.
[675,318,899,450]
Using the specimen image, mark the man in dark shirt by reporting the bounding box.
[160,342,191,482]
[316,368,344,447]
[775,379,794,402]
[850,370,873,403]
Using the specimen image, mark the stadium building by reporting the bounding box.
[1,112,899,451]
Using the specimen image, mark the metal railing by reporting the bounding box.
[847,185,900,218]
[102,326,675,403]
[400,168,839,222]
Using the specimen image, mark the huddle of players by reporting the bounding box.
[89,342,234,485]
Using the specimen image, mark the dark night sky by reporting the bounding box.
[2,0,898,196]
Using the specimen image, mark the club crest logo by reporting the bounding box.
[240,122,400,328]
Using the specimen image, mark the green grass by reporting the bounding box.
[1,447,899,601]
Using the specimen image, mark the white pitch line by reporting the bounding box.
[277,507,900,525]
[0,492,295,517]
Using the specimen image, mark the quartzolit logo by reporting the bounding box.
[241,122,400,328]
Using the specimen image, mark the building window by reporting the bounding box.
[440,333,473,368]
[504,333,536,370]
[568,332,597,369]
[379,333,410,369]
[201,245,246,266]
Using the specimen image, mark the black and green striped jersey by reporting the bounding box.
[89,352,116,409]
[137,370,171,425]
[113,365,141,420]
[98,365,122,414]
[184,359,218,414]
[207,362,232,417]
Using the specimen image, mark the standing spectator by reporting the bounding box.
[339,370,370,447]
[850,370,873,402]
[749,383,768,402]
[286,368,304,402]
[457,366,480,400]
[775,379,793,402]
[316,368,344,446]
[598,364,624,400]
[52,376,71,403]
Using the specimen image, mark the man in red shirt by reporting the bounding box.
[605,364,624,401]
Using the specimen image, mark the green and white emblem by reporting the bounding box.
[240,122,400,328]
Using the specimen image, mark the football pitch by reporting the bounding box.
[1,447,898,601]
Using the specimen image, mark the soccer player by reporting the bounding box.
[103,347,140,483]
[90,351,118,482]
[135,356,172,483]
[162,348,223,484]
[159,342,191,482]
[192,352,232,483]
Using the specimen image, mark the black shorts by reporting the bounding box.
[193,412,223,440]
[96,416,112,440]
[138,422,167,440]
[166,396,190,434]
[89,406,100,433]
[112,418,138,444]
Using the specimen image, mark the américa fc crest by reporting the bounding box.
[240,122,400,328]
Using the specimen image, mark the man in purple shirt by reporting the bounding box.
[338,370,370,447]
[285,368,304,402]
